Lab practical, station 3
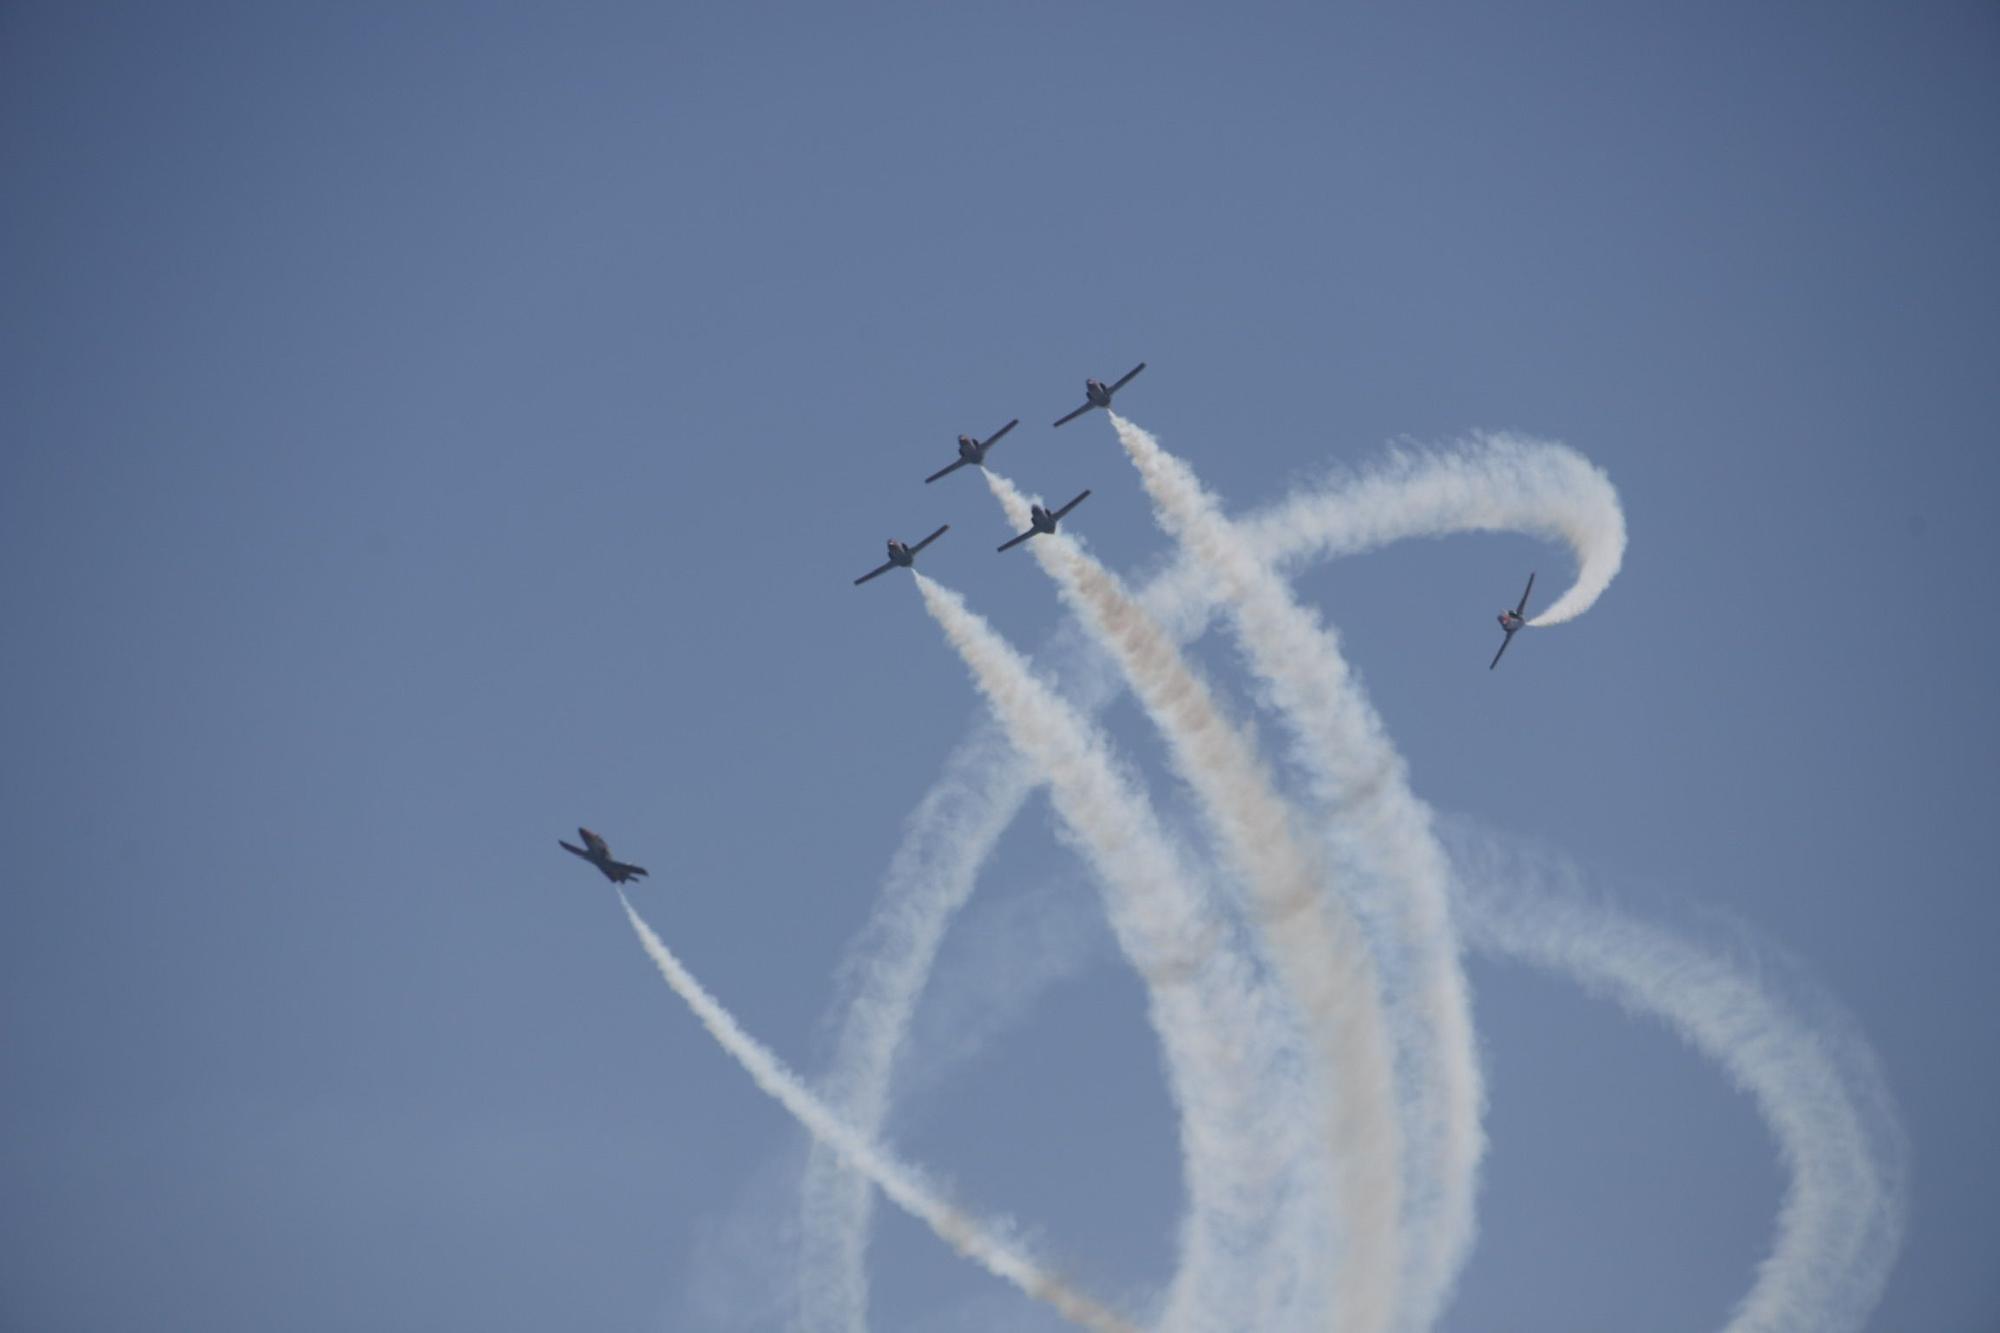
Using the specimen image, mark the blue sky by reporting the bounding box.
[2,2,1995,1329]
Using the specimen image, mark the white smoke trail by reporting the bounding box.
[803,431,1901,1333]
[1107,415,1484,1330]
[984,469,1402,1333]
[1446,832,1909,1333]
[796,722,1041,1333]
[1189,430,1625,630]
[913,571,1305,1333]
[801,433,1626,1330]
[614,891,1137,1333]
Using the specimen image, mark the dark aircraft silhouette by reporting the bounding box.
[560,827,649,883]
[998,490,1091,551]
[1489,573,1535,670]
[1052,363,1146,427]
[854,525,950,585]
[925,419,1020,484]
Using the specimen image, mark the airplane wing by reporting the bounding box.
[1110,362,1146,393]
[559,840,589,860]
[924,458,968,484]
[1052,489,1092,521]
[910,524,950,554]
[1514,572,1536,617]
[610,861,648,881]
[853,561,895,585]
[983,419,1019,448]
[1052,403,1092,428]
[1489,632,1514,671]
[997,529,1035,552]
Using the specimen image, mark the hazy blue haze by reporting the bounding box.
[2,3,1994,1329]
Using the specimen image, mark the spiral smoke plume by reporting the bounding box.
[614,415,1903,1332]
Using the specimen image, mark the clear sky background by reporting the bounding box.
[2,3,1995,1330]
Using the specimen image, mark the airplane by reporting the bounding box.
[1489,572,1535,670]
[854,525,950,585]
[925,419,1020,484]
[559,827,649,883]
[998,490,1091,551]
[1052,363,1146,427]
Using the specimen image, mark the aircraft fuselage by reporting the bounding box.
[1085,378,1112,407]
[1030,505,1058,534]
[957,435,982,463]
[887,540,915,566]
[1498,610,1524,632]
[562,828,648,883]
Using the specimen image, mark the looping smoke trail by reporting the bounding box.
[614,891,1137,1333]
[796,721,1040,1333]
[913,570,1305,1333]
[801,431,1627,1331]
[983,467,1402,1333]
[801,426,1900,1333]
[1107,415,1484,1330]
[1445,833,1910,1333]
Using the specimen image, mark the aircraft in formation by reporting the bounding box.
[559,827,649,883]
[1052,363,1147,428]
[998,490,1091,551]
[575,366,1548,882]
[858,365,1146,586]
[925,419,1019,484]
[853,525,951,585]
[1489,572,1535,669]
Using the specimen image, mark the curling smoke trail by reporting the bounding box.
[1108,415,1483,1329]
[802,432,1626,1331]
[796,724,1040,1333]
[984,470,1403,1333]
[1447,833,1909,1333]
[912,571,1305,1333]
[801,430,1901,1333]
[614,891,1137,1333]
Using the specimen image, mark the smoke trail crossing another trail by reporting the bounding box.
[1107,415,1485,1329]
[800,433,1629,1330]
[1447,834,1909,1333]
[614,892,1137,1333]
[983,468,1402,1332]
[797,430,1903,1333]
[913,572,1305,1333]
[795,723,1037,1333]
